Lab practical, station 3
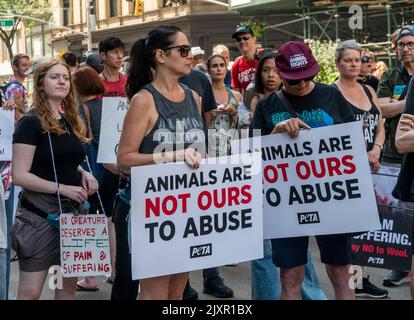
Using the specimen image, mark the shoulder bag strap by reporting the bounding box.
[47,131,63,215]
[276,89,299,118]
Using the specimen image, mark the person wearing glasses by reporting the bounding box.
[231,25,259,93]
[252,41,356,300]
[377,26,414,287]
[117,25,204,300]
[358,54,379,91]
[334,40,388,299]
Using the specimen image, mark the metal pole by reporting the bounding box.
[335,6,339,40]
[303,2,307,40]
[386,4,392,68]
[307,6,311,39]
[85,0,92,52]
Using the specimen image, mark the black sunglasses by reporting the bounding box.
[361,56,373,63]
[285,76,315,85]
[162,45,192,58]
[236,36,251,42]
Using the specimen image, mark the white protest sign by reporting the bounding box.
[131,154,263,280]
[233,122,381,239]
[60,214,111,277]
[0,109,14,161]
[97,97,128,164]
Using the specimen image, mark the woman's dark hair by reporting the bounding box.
[206,54,226,70]
[254,52,276,94]
[73,66,105,96]
[127,25,183,101]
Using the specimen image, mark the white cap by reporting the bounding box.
[191,46,205,56]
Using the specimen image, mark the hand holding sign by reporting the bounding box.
[184,148,202,170]
[271,118,311,138]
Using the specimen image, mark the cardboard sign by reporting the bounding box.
[352,167,414,270]
[0,109,14,161]
[60,214,111,277]
[130,154,263,280]
[97,97,128,164]
[232,122,381,239]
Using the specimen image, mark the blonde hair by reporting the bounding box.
[32,59,88,142]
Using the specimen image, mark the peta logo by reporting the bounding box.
[297,211,320,225]
[368,257,384,265]
[190,243,212,258]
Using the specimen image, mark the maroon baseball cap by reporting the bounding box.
[275,41,320,80]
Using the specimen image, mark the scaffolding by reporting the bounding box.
[255,0,414,67]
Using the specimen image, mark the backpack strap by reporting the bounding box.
[276,90,298,118]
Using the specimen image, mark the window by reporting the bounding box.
[163,0,187,7]
[109,0,118,17]
[63,0,70,26]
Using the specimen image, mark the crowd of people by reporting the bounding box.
[1,22,414,301]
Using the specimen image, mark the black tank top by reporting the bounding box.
[139,83,205,154]
[334,84,380,151]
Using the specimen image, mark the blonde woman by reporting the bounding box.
[11,59,98,299]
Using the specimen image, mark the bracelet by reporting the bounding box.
[374,143,383,151]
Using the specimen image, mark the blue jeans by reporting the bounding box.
[0,248,6,300]
[251,240,327,300]
[4,185,14,300]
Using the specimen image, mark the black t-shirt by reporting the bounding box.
[252,83,355,134]
[357,75,379,92]
[403,77,414,114]
[392,77,414,201]
[13,110,86,186]
[180,69,217,113]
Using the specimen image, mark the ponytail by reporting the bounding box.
[126,25,184,101]
[127,38,152,101]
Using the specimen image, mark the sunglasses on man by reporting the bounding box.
[162,45,192,58]
[285,76,315,86]
[236,36,252,42]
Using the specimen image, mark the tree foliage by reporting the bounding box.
[306,39,339,84]
[0,0,51,62]
[241,19,267,41]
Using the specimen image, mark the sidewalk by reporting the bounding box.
[8,238,411,300]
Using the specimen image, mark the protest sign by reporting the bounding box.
[130,154,263,280]
[0,109,14,161]
[60,214,111,277]
[352,167,414,270]
[233,122,381,239]
[97,97,128,164]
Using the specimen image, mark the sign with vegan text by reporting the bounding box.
[0,109,14,161]
[130,154,263,279]
[352,167,414,270]
[97,97,128,164]
[60,214,111,277]
[233,122,381,239]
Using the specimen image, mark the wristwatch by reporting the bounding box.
[374,143,384,151]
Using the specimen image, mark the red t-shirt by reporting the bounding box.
[231,56,259,92]
[98,73,127,99]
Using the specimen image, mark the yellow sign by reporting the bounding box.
[135,0,143,16]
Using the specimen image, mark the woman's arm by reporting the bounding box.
[368,87,385,172]
[117,90,198,173]
[12,144,88,203]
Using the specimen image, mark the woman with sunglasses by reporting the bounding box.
[334,40,388,299]
[117,25,204,300]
